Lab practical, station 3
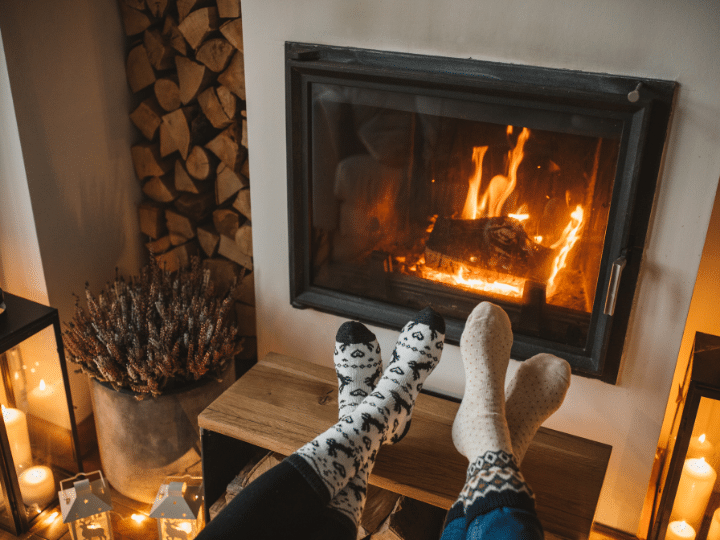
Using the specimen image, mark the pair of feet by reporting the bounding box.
[290,302,570,533]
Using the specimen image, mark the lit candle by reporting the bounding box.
[708,508,720,540]
[688,433,715,462]
[28,379,60,424]
[666,521,696,540]
[1,405,33,470]
[19,465,55,507]
[671,457,717,532]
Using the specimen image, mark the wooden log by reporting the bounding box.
[129,97,164,140]
[174,159,208,193]
[202,258,244,295]
[177,0,198,22]
[218,234,253,271]
[118,2,152,36]
[216,0,241,18]
[145,235,172,255]
[217,50,245,100]
[166,209,196,245]
[216,162,247,204]
[206,122,243,170]
[160,107,192,159]
[241,118,248,148]
[425,217,555,283]
[174,191,215,222]
[235,222,252,258]
[162,16,188,56]
[186,145,217,180]
[219,18,243,52]
[143,28,175,71]
[241,154,249,177]
[232,188,251,220]
[197,224,220,257]
[190,110,216,147]
[159,121,177,157]
[154,76,182,112]
[126,44,156,93]
[142,174,178,202]
[131,142,172,179]
[145,0,168,17]
[178,7,219,50]
[198,86,236,129]
[196,38,234,72]
[138,202,167,239]
[155,241,199,273]
[176,56,213,104]
[213,208,240,238]
[234,270,254,306]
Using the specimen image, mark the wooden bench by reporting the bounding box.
[199,353,612,539]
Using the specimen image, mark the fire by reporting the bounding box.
[547,205,584,292]
[424,125,586,301]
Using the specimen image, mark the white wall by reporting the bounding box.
[242,0,720,534]
[0,0,145,422]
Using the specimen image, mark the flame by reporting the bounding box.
[39,379,46,391]
[460,146,488,219]
[420,265,524,298]
[700,434,707,444]
[547,205,584,292]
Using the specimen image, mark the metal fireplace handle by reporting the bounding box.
[604,254,628,316]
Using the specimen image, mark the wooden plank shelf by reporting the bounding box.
[199,352,612,539]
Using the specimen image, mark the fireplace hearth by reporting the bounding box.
[286,42,676,382]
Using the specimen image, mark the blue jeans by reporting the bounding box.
[440,507,544,540]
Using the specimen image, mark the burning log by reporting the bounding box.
[425,216,554,284]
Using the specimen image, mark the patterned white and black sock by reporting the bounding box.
[446,302,534,525]
[328,321,383,530]
[288,307,445,503]
[505,353,571,464]
[334,321,383,419]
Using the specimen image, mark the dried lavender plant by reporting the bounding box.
[63,256,242,398]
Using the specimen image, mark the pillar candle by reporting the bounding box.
[688,433,715,462]
[18,465,55,507]
[666,521,696,540]
[670,457,717,532]
[28,379,61,424]
[708,508,720,540]
[1,405,33,470]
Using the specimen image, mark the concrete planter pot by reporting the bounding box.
[89,365,234,503]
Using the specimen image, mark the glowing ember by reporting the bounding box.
[420,265,524,298]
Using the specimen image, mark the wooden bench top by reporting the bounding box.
[199,352,611,539]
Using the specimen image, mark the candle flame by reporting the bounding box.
[131,514,146,523]
[39,379,46,391]
[700,433,707,443]
[45,511,60,525]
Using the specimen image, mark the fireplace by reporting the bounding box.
[286,42,676,382]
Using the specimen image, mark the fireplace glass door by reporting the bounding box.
[287,43,676,382]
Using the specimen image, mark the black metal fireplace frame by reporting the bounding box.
[286,42,676,383]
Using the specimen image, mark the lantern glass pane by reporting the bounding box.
[667,397,720,539]
[0,481,13,531]
[0,327,79,518]
[159,517,202,540]
[70,513,113,540]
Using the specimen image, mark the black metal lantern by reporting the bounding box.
[0,292,83,534]
[652,332,720,540]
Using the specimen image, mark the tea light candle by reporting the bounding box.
[671,457,717,531]
[688,433,715,462]
[667,520,696,540]
[1,405,32,470]
[19,465,55,507]
[708,508,720,540]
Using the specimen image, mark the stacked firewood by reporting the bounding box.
[119,0,255,357]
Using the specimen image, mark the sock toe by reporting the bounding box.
[414,306,446,334]
[336,321,377,344]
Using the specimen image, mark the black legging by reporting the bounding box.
[197,458,357,540]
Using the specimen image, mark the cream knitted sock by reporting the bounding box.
[451,301,514,460]
[505,353,571,464]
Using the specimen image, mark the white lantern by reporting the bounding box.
[59,471,114,540]
[150,476,204,540]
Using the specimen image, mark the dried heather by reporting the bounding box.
[63,256,242,397]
